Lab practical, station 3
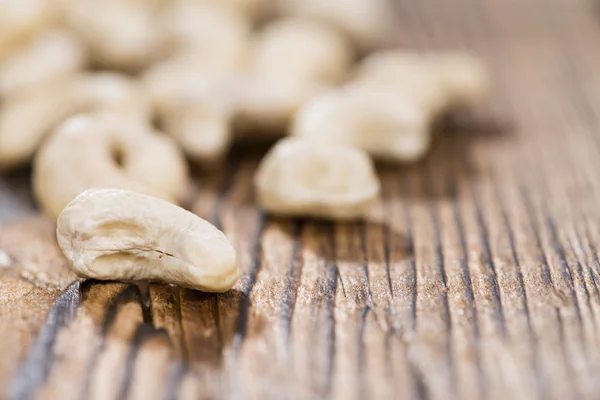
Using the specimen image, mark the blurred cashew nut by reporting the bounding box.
[254,137,380,220]
[276,0,396,51]
[159,1,251,69]
[0,72,150,170]
[292,84,431,163]
[0,0,52,59]
[0,28,88,96]
[61,0,164,71]
[33,113,189,220]
[355,50,491,114]
[251,18,354,83]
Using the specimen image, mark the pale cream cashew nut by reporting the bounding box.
[143,59,325,162]
[254,137,380,220]
[0,28,88,96]
[275,0,396,51]
[355,50,491,113]
[159,1,251,68]
[33,113,189,220]
[251,17,354,83]
[61,0,164,70]
[0,72,150,170]
[57,188,238,292]
[0,0,52,59]
[161,98,233,166]
[234,77,328,138]
[292,83,431,163]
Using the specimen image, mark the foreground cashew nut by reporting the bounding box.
[251,18,354,83]
[292,84,431,162]
[33,113,189,220]
[0,28,88,96]
[0,72,150,170]
[254,137,380,220]
[57,188,238,292]
[355,50,491,114]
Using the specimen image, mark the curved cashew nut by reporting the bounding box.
[57,188,238,292]
[159,1,251,69]
[0,72,150,170]
[276,0,395,51]
[292,84,431,163]
[33,113,189,220]
[254,137,380,220]
[0,0,52,59]
[161,98,233,166]
[143,58,325,164]
[251,18,354,83]
[204,0,268,20]
[234,77,327,138]
[355,50,491,114]
[0,28,87,96]
[62,0,164,70]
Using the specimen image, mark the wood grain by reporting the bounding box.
[3,0,600,398]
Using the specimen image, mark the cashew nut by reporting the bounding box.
[61,0,164,71]
[0,0,52,59]
[143,57,325,164]
[0,28,87,96]
[159,1,251,69]
[276,0,395,50]
[254,137,380,220]
[33,113,189,220]
[234,77,327,138]
[56,188,238,292]
[0,72,150,170]
[251,18,354,83]
[160,97,233,166]
[355,50,491,114]
[292,84,431,163]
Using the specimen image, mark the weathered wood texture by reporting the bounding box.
[3,0,600,399]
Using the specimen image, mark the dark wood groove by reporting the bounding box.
[518,186,555,288]
[357,221,374,400]
[232,212,266,351]
[408,350,431,400]
[162,160,240,400]
[211,158,242,231]
[449,181,486,398]
[400,176,417,333]
[471,187,507,338]
[568,229,597,331]
[584,227,600,301]
[117,326,169,400]
[79,284,149,400]
[161,289,188,400]
[357,304,371,400]
[163,361,187,400]
[544,215,587,345]
[493,183,543,400]
[323,232,339,399]
[423,167,456,396]
[8,281,88,400]
[555,308,582,400]
[280,221,303,346]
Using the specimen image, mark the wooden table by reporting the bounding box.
[2,0,600,399]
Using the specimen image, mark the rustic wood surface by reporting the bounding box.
[3,0,600,399]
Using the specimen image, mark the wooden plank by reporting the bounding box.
[3,0,600,398]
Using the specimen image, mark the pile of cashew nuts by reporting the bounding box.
[0,0,491,291]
